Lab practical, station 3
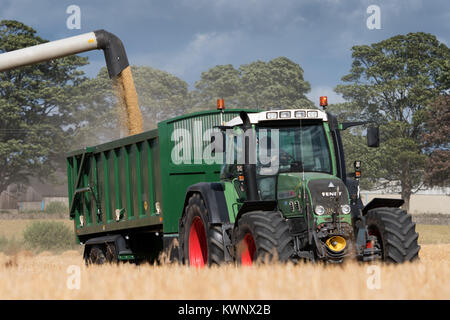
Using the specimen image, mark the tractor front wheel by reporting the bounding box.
[365,207,420,263]
[234,211,294,265]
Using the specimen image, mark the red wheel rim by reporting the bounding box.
[367,227,381,249]
[189,216,208,267]
[241,232,256,266]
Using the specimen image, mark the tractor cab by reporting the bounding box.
[221,109,337,198]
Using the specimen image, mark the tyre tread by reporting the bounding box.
[366,207,420,263]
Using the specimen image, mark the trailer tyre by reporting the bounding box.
[87,245,107,265]
[182,193,225,267]
[366,207,420,263]
[105,243,118,263]
[234,211,294,265]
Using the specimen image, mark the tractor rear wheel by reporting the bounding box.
[234,211,294,265]
[365,207,420,263]
[182,193,225,267]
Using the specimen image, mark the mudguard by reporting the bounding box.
[234,200,278,227]
[362,198,405,215]
[182,182,230,224]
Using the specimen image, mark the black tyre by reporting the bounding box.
[87,245,107,265]
[182,193,225,267]
[366,207,420,263]
[105,243,118,263]
[233,211,294,265]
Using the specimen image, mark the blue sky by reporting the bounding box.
[1,0,449,105]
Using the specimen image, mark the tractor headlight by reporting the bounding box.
[340,204,351,214]
[315,205,325,216]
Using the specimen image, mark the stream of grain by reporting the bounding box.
[113,66,143,135]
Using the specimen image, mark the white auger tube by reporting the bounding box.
[0,30,129,78]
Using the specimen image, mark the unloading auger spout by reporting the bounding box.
[0,30,126,77]
[0,30,143,135]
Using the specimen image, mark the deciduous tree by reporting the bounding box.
[192,57,313,110]
[422,95,449,187]
[334,32,449,210]
[0,20,88,194]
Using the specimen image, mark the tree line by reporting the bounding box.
[0,20,448,210]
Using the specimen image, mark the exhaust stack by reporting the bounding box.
[0,30,142,135]
[240,111,259,201]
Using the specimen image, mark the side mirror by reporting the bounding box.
[367,127,379,148]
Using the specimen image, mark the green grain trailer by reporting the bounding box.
[67,109,247,263]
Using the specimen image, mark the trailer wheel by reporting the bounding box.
[366,207,420,263]
[87,245,107,265]
[182,193,225,267]
[234,211,294,265]
[105,243,118,263]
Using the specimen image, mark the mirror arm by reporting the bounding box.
[341,120,379,130]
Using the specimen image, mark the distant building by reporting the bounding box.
[0,175,68,212]
[361,184,450,215]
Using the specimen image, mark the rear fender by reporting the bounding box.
[181,182,230,225]
[233,200,278,230]
[362,198,404,215]
[178,182,230,263]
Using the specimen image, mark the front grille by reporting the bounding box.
[307,179,349,209]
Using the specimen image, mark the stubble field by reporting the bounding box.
[0,219,449,300]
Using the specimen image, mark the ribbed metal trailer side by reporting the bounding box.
[157,110,244,233]
[67,129,163,242]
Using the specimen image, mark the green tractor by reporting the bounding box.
[178,101,420,266]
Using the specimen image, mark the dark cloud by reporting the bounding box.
[1,0,448,102]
